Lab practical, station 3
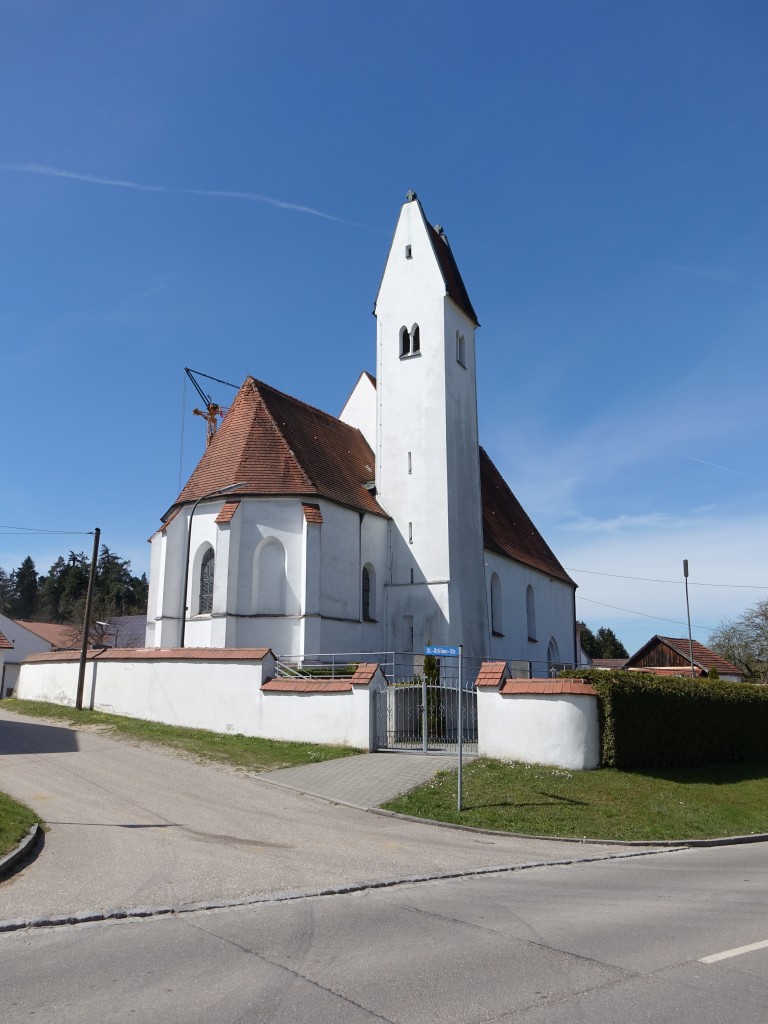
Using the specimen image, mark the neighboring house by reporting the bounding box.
[146,192,577,667]
[625,635,744,682]
[590,658,629,671]
[0,614,77,697]
[0,631,12,697]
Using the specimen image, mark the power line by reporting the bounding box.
[567,567,767,589]
[0,525,94,535]
[581,593,716,630]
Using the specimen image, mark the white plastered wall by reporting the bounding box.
[484,551,576,671]
[477,688,600,770]
[16,653,386,749]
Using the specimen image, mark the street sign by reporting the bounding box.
[424,645,460,657]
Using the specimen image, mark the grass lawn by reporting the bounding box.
[382,757,768,842]
[0,791,40,858]
[4,699,363,773]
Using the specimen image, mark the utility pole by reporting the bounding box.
[76,527,100,710]
[683,559,695,679]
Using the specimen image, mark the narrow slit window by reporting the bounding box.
[408,521,413,544]
[405,244,412,259]
[411,325,420,353]
[407,451,412,475]
[400,326,411,356]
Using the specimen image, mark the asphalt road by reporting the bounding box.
[0,708,639,923]
[2,844,767,1023]
[2,707,767,1022]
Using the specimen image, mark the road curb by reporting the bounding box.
[0,845,677,935]
[367,807,768,848]
[0,824,41,881]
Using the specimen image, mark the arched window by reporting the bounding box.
[199,547,215,615]
[526,585,536,641]
[362,564,376,621]
[400,326,411,356]
[547,638,560,674]
[490,573,503,636]
[255,538,287,614]
[411,324,420,353]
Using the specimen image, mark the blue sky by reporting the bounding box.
[2,0,766,655]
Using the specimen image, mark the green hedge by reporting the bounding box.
[570,670,768,768]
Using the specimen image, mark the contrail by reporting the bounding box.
[0,161,382,232]
[688,457,767,484]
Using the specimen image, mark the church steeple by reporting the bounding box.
[374,194,488,657]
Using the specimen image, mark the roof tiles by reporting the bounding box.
[500,678,596,696]
[170,378,386,520]
[480,449,574,584]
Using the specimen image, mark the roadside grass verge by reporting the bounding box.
[4,699,363,773]
[0,791,40,858]
[382,758,768,841]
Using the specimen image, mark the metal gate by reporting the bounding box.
[375,678,477,754]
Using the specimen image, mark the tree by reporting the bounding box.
[10,556,40,618]
[0,567,13,615]
[709,600,768,684]
[580,624,628,659]
[595,627,628,659]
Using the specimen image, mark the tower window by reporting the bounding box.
[407,451,412,475]
[400,326,410,356]
[457,331,466,367]
[400,324,421,358]
[408,522,413,544]
[405,244,412,259]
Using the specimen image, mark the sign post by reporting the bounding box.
[458,644,464,812]
[425,644,463,812]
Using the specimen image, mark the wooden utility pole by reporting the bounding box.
[75,528,100,710]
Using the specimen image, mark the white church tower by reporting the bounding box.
[374,191,489,659]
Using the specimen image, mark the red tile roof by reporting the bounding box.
[170,378,386,520]
[500,678,596,696]
[24,647,272,664]
[15,620,78,650]
[480,448,574,584]
[261,678,353,693]
[302,502,323,524]
[424,216,479,325]
[627,636,743,677]
[350,663,379,686]
[214,500,240,524]
[0,631,12,650]
[591,658,629,669]
[475,661,509,688]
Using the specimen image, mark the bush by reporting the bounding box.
[568,669,768,769]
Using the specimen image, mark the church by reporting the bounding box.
[145,192,576,669]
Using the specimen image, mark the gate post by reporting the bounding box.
[422,674,428,753]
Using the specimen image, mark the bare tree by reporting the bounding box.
[709,599,768,683]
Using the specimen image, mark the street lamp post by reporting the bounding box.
[683,559,695,679]
[179,482,245,648]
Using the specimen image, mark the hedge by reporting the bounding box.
[569,670,768,769]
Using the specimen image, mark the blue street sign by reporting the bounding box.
[425,645,460,657]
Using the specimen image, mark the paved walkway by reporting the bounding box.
[259,752,466,808]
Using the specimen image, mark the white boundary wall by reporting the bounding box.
[477,686,600,770]
[17,650,384,751]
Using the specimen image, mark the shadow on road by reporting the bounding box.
[0,718,79,755]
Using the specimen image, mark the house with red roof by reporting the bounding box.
[145,192,576,668]
[625,636,744,682]
[0,613,78,697]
